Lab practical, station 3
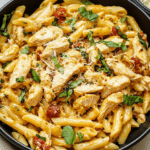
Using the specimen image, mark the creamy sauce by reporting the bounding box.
[140,0,150,9]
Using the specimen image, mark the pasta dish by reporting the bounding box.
[0,0,150,149]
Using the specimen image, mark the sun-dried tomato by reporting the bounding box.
[53,8,66,23]
[131,57,141,70]
[110,26,119,36]
[46,104,61,118]
[73,43,81,48]
[140,32,147,41]
[33,136,50,150]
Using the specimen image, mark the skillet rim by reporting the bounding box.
[0,0,150,150]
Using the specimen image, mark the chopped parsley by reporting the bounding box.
[30,69,41,83]
[88,31,95,46]
[95,51,112,75]
[121,17,128,23]
[64,17,76,28]
[2,61,10,69]
[21,46,29,54]
[18,89,26,103]
[16,76,24,82]
[77,131,83,142]
[51,56,64,74]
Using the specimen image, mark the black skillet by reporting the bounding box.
[0,0,150,149]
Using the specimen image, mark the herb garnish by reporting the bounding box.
[98,41,128,51]
[21,46,29,54]
[88,31,95,46]
[18,89,26,103]
[81,0,91,5]
[30,69,41,83]
[121,17,128,23]
[16,76,24,82]
[51,56,64,74]
[95,51,112,75]
[61,125,76,145]
[36,134,46,141]
[138,33,148,50]
[77,131,83,142]
[28,106,33,112]
[78,7,98,22]
[115,26,128,40]
[64,17,76,28]
[2,61,10,69]
[123,95,143,106]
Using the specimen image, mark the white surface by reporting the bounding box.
[0,0,150,150]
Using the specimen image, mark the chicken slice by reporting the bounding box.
[84,70,102,85]
[96,36,124,54]
[133,36,148,65]
[86,46,99,66]
[40,70,55,102]
[52,60,84,93]
[25,83,43,107]
[41,37,69,58]
[106,58,142,81]
[101,75,130,98]
[13,25,25,46]
[74,84,103,97]
[9,54,31,88]
[28,26,63,46]
[98,92,123,122]
[65,49,82,59]
[73,94,100,115]
[140,76,150,91]
[0,44,19,63]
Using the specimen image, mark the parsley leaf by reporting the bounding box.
[36,134,46,141]
[0,79,4,83]
[52,18,58,26]
[121,17,128,23]
[138,32,148,50]
[16,76,24,82]
[115,26,128,40]
[28,106,33,112]
[81,0,91,5]
[2,61,10,69]
[0,14,8,31]
[98,41,127,51]
[51,56,64,74]
[30,69,41,83]
[61,52,68,58]
[68,39,73,47]
[59,91,68,98]
[95,51,112,75]
[69,79,85,88]
[18,89,26,103]
[77,131,83,142]
[78,7,98,22]
[123,95,143,106]
[21,46,29,54]
[88,31,95,46]
[66,89,73,104]
[61,125,76,145]
[64,17,76,28]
